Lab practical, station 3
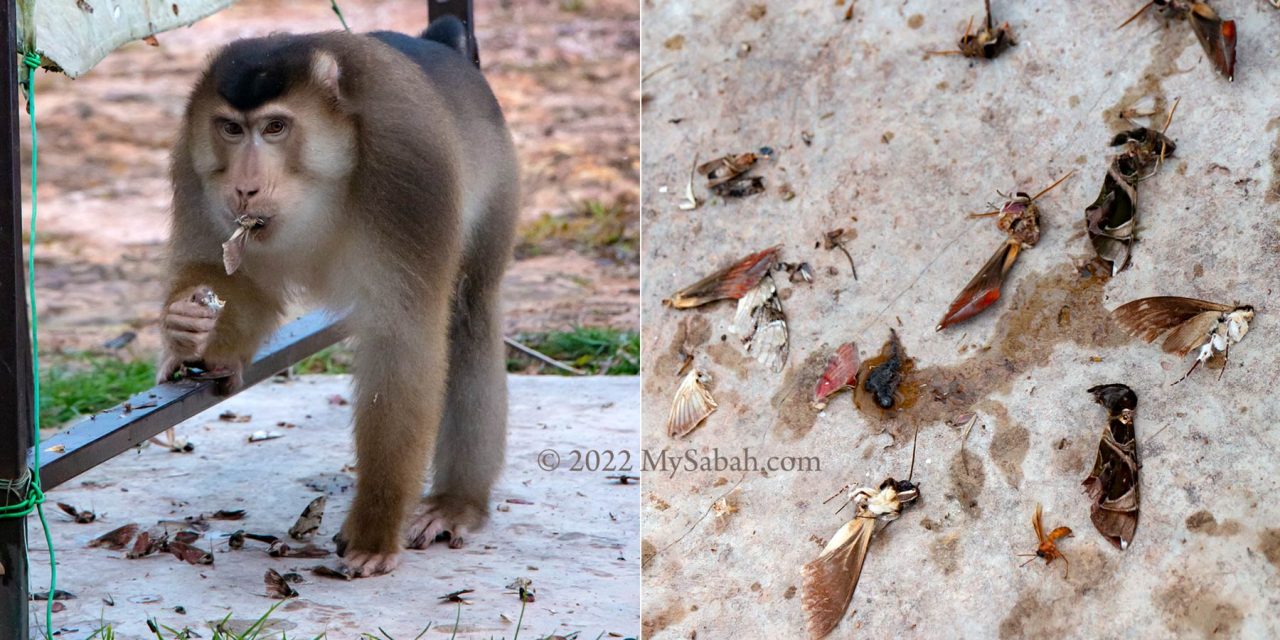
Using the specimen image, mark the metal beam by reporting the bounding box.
[35,312,343,491]
[0,0,32,633]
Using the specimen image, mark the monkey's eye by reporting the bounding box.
[220,121,244,138]
[262,119,288,137]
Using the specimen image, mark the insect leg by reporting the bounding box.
[1217,343,1229,382]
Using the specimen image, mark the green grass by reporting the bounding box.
[293,343,353,375]
[516,199,638,264]
[508,327,639,375]
[40,355,155,427]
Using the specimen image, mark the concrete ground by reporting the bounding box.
[641,1,1280,638]
[25,375,640,639]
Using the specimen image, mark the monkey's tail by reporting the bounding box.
[422,15,469,56]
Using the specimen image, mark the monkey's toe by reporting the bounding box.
[405,510,467,550]
[340,550,401,577]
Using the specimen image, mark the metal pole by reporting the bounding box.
[0,0,32,634]
[429,0,479,67]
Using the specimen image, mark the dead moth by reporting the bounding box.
[88,523,139,550]
[1121,1,1236,80]
[937,172,1071,330]
[802,430,921,639]
[667,368,718,438]
[288,496,327,540]
[1111,296,1254,383]
[221,215,268,275]
[1082,384,1140,550]
[813,342,860,405]
[853,329,916,417]
[697,147,772,198]
[57,502,96,524]
[731,273,789,372]
[1017,503,1073,577]
[928,0,1015,59]
[664,246,779,309]
[1084,101,1179,275]
[265,568,298,599]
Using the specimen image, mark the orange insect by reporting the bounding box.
[1018,503,1072,577]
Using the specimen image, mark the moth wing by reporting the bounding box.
[1032,503,1045,542]
[802,517,876,640]
[936,240,1020,330]
[1159,310,1221,357]
[814,342,860,402]
[1188,5,1236,80]
[664,247,779,309]
[1111,297,1230,343]
[731,274,776,338]
[666,369,718,438]
[748,303,789,373]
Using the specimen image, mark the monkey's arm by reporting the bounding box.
[158,263,285,393]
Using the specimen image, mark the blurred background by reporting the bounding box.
[19,0,639,429]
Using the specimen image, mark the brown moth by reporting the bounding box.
[1085,100,1179,275]
[663,246,779,309]
[1017,503,1072,577]
[927,0,1016,59]
[221,215,267,275]
[288,496,327,540]
[937,172,1071,330]
[1082,384,1140,550]
[1111,296,1254,383]
[801,429,920,639]
[667,368,718,438]
[1120,1,1236,80]
[265,568,299,599]
[697,148,773,198]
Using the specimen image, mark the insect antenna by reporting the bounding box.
[1157,96,1180,167]
[1029,170,1075,202]
[1118,1,1155,30]
[1018,555,1039,567]
[907,423,920,483]
[983,0,994,30]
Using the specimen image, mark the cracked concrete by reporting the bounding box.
[640,1,1280,637]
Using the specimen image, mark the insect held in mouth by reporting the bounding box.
[927,0,1015,60]
[801,428,921,639]
[1018,503,1072,578]
[1119,1,1236,80]
[936,171,1073,330]
[1111,296,1255,384]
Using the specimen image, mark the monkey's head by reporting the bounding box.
[181,35,358,244]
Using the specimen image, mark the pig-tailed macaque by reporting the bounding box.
[158,15,518,576]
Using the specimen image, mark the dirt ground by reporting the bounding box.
[20,0,639,357]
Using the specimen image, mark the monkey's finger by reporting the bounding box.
[164,314,217,334]
[156,355,184,384]
[167,300,219,319]
[165,330,210,354]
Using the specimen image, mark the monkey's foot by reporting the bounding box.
[340,549,402,578]
[405,496,487,550]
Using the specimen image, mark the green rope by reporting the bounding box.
[330,0,351,32]
[0,47,58,640]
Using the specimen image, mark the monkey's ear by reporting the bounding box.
[310,51,342,99]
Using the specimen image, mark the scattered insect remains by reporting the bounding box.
[1083,384,1140,550]
[813,342,859,406]
[1085,98,1179,275]
[1018,503,1072,577]
[664,247,779,309]
[937,172,1072,330]
[928,0,1015,60]
[1119,1,1236,80]
[801,427,921,639]
[697,148,773,198]
[1111,296,1254,383]
[853,329,916,417]
[667,368,718,438]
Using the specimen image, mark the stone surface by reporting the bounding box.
[641,2,1280,638]
[26,375,640,638]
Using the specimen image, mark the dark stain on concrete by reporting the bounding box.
[1156,576,1243,638]
[987,402,1030,489]
[770,349,827,439]
[1184,510,1241,537]
[1259,528,1280,572]
[948,446,985,518]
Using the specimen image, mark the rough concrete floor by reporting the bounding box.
[641,1,1280,638]
[25,375,640,638]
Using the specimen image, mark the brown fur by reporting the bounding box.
[161,30,518,576]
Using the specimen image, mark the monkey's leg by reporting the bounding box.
[339,325,449,576]
[158,264,284,393]
[406,271,508,550]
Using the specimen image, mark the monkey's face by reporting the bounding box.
[189,79,356,251]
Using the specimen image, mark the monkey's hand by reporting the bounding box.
[157,285,241,390]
